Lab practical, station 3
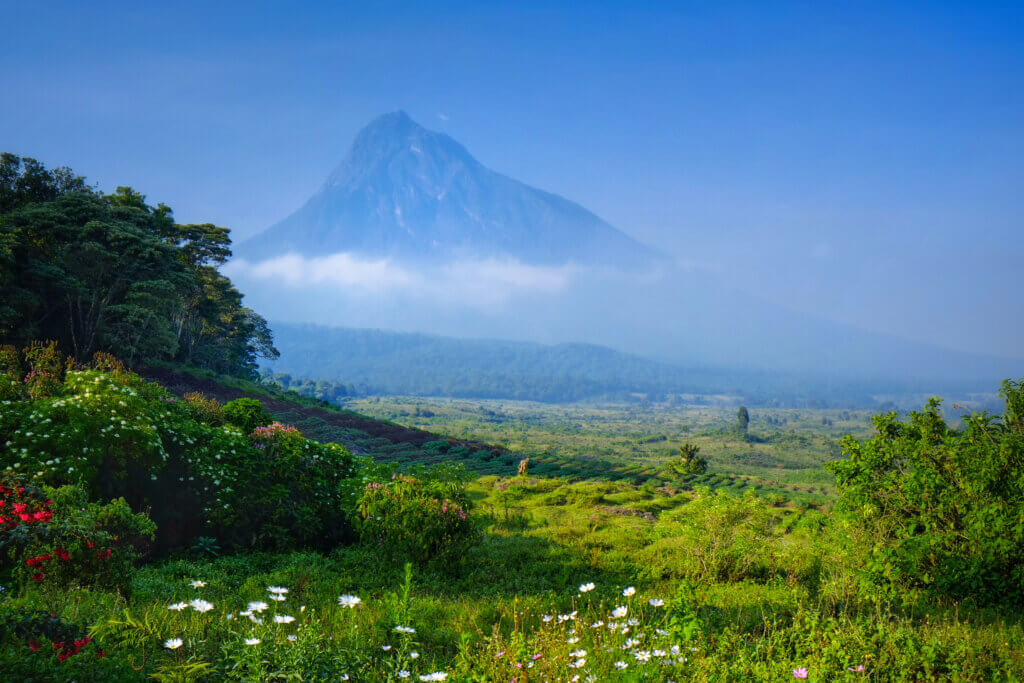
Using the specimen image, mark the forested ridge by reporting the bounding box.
[0,153,277,378]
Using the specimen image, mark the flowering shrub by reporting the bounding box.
[0,476,155,591]
[0,358,360,553]
[357,474,474,564]
[222,397,271,433]
[0,609,102,666]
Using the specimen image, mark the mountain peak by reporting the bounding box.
[241,112,661,268]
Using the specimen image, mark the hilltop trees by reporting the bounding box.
[0,154,277,378]
[736,406,750,438]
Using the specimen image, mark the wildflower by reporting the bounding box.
[398,672,410,679]
[542,614,553,622]
[569,658,586,668]
[649,598,665,607]
[568,636,580,644]
[591,621,604,628]
[269,593,286,601]
[495,651,505,658]
[245,638,261,646]
[274,615,296,624]
[164,638,183,650]
[578,582,595,593]
[634,650,651,663]
[268,586,288,594]
[247,601,269,613]
[532,653,543,660]
[190,599,214,613]
[338,594,362,608]
[168,602,189,611]
[419,674,448,682]
[394,626,416,634]
[410,652,419,659]
[614,661,628,670]
[847,665,866,672]
[793,668,809,679]
[190,580,206,588]
[569,650,587,658]
[287,634,297,641]
[611,606,628,618]
[623,586,636,597]
[383,645,392,651]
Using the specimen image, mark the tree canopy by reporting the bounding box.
[0,153,277,377]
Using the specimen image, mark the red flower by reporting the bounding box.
[32,573,44,582]
[55,547,70,561]
[53,642,64,650]
[97,650,106,658]
[28,640,41,651]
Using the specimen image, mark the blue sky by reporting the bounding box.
[2,0,1022,358]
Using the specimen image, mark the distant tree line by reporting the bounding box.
[0,153,278,377]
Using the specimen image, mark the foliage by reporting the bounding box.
[222,397,271,433]
[0,477,155,591]
[181,392,225,426]
[828,380,1024,605]
[0,360,359,552]
[0,154,277,378]
[662,443,707,478]
[357,474,475,564]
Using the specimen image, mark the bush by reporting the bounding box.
[356,474,474,564]
[828,379,1024,605]
[0,477,155,591]
[0,364,360,552]
[181,392,225,426]
[222,397,271,432]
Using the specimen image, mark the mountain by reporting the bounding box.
[262,323,922,406]
[238,111,661,267]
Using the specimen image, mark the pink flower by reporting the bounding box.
[793,668,808,679]
[847,665,866,672]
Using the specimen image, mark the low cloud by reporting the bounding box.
[226,252,580,308]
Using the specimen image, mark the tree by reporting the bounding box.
[662,443,707,478]
[736,406,749,437]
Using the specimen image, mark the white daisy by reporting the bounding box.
[338,594,362,608]
[164,638,183,650]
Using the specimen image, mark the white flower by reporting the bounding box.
[394,625,416,634]
[578,582,595,593]
[287,634,297,642]
[569,658,586,668]
[653,649,668,657]
[382,645,392,651]
[649,598,665,607]
[398,672,410,679]
[611,606,628,618]
[567,636,579,644]
[245,638,261,646]
[190,599,214,613]
[591,621,604,628]
[410,652,419,659]
[623,586,636,597]
[419,674,448,682]
[542,614,553,622]
[625,638,640,648]
[164,638,183,650]
[267,586,288,594]
[615,661,628,670]
[190,580,206,588]
[168,602,189,611]
[338,594,362,608]
[634,650,651,662]
[247,601,269,613]
[569,650,587,658]
[274,615,296,624]
[269,593,286,601]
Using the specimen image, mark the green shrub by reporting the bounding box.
[828,380,1024,605]
[356,474,474,564]
[222,397,271,432]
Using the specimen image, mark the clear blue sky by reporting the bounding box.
[2,0,1022,358]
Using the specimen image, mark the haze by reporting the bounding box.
[2,0,1022,366]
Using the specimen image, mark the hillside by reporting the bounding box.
[236,111,660,268]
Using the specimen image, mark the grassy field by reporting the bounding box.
[342,397,876,502]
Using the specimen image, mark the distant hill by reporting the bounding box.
[237,111,661,268]
[263,323,895,406]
